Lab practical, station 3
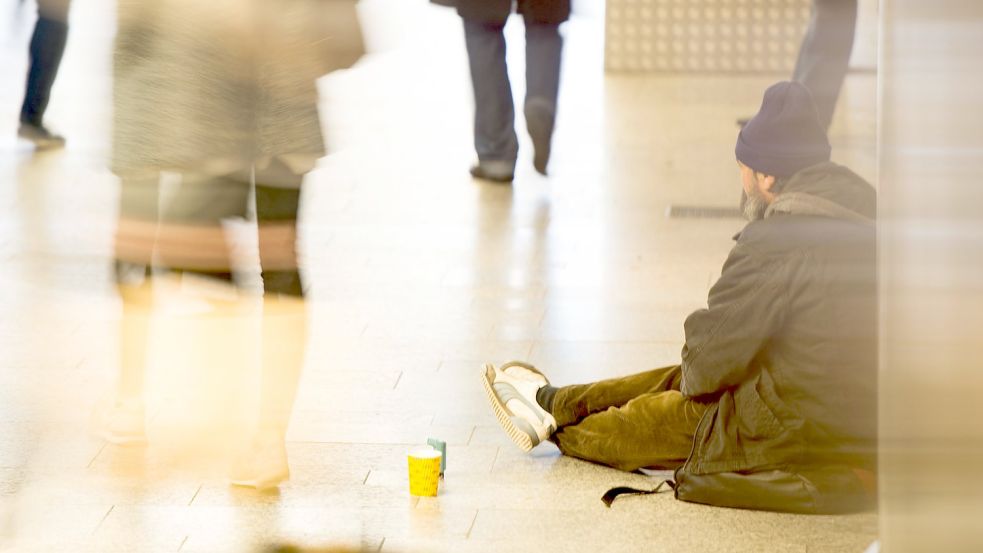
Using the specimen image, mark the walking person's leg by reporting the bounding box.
[154,173,250,279]
[791,0,858,129]
[255,179,307,443]
[462,16,519,182]
[107,174,162,445]
[522,16,563,175]
[230,161,308,489]
[106,172,250,445]
[19,0,70,147]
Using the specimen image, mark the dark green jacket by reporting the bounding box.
[674,162,877,513]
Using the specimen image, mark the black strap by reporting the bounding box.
[601,479,675,508]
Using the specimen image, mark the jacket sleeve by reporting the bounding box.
[680,239,788,398]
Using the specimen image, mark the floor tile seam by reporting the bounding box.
[489,446,502,473]
[91,504,115,536]
[187,484,202,506]
[85,443,107,469]
[464,510,479,539]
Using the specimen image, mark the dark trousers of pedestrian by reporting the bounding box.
[462,14,563,174]
[792,0,858,129]
[548,365,711,472]
[21,0,71,126]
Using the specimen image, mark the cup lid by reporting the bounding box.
[409,446,442,459]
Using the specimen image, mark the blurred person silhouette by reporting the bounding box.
[740,0,857,130]
[108,0,364,489]
[17,0,71,148]
[435,0,569,182]
[482,82,877,513]
[791,0,857,129]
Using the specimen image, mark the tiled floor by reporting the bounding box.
[1,1,877,551]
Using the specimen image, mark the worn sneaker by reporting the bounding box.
[18,122,66,149]
[481,361,557,452]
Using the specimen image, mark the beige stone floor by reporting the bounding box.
[1,1,878,551]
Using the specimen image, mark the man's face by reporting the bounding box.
[738,162,770,221]
[739,162,757,197]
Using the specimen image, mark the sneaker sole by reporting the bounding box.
[481,363,536,452]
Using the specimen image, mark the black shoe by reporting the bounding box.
[470,164,514,183]
[18,121,66,149]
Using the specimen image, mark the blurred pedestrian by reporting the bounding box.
[108,0,364,489]
[792,0,858,129]
[438,0,569,182]
[739,0,858,130]
[18,0,70,148]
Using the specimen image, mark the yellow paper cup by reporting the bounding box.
[407,447,442,497]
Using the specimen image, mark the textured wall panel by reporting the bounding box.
[606,0,812,73]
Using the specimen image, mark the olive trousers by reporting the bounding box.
[550,365,711,472]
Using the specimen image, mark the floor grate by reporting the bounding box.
[666,204,744,219]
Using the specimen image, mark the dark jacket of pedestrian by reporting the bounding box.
[438,0,570,25]
[675,161,877,513]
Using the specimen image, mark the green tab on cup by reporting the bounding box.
[427,438,447,476]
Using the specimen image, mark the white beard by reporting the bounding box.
[740,189,769,221]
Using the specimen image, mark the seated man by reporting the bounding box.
[482,81,877,513]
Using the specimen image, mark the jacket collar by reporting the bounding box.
[765,192,873,225]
